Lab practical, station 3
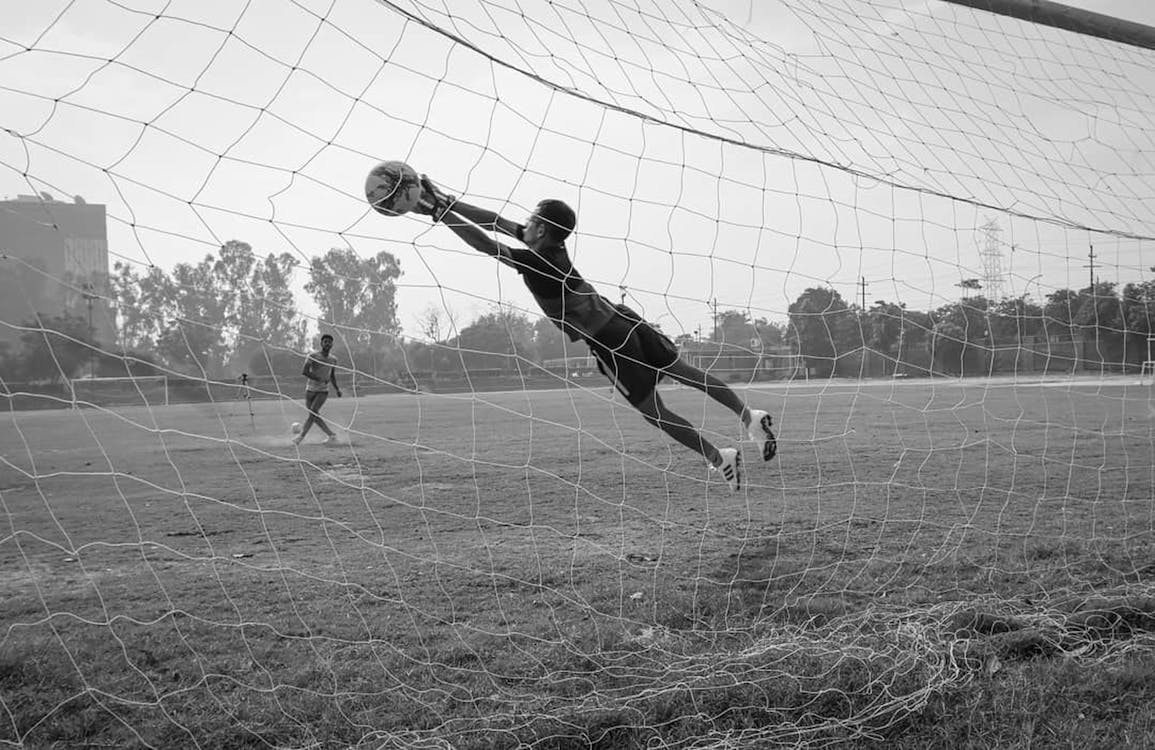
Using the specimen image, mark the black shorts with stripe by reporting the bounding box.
[585,311,679,406]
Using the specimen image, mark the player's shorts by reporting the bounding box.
[304,389,329,412]
[585,312,679,406]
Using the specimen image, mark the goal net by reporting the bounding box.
[1,1,1153,747]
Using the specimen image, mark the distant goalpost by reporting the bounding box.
[1,1,1153,748]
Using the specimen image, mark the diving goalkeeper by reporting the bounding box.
[416,177,776,490]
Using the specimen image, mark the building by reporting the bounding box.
[0,193,114,352]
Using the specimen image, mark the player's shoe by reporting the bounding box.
[291,435,303,446]
[714,448,742,492]
[323,434,340,445]
[746,409,778,462]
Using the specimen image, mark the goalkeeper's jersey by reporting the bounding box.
[506,242,618,343]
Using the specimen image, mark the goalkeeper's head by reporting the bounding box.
[527,199,576,245]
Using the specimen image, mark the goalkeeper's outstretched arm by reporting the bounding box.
[438,210,518,268]
[450,201,522,239]
[420,174,522,239]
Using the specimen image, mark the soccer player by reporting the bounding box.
[294,333,341,445]
[415,177,776,490]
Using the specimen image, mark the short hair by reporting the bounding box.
[536,199,576,242]
[320,333,334,343]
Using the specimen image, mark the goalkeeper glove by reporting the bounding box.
[418,174,456,222]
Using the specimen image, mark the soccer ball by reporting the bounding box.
[290,422,302,435]
[365,160,422,216]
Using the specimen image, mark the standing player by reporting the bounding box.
[415,177,776,490]
[294,333,342,445]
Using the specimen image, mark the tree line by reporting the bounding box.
[1,237,1152,385]
[786,275,1155,377]
[0,241,402,384]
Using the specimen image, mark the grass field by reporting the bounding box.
[2,377,1154,748]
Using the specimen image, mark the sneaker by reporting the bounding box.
[322,434,340,445]
[291,434,303,446]
[714,448,742,492]
[746,409,778,462]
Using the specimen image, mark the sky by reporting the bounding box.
[1,0,1153,344]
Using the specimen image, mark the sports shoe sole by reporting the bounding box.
[759,414,777,461]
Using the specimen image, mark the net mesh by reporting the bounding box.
[1,1,1153,747]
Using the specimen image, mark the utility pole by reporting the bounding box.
[710,298,718,342]
[1084,245,1097,289]
[858,277,869,311]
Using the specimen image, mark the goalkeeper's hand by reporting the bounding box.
[417,174,456,222]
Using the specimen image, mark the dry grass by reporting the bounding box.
[1,376,1153,748]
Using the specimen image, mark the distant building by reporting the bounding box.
[0,193,114,350]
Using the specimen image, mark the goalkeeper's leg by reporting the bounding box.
[661,358,777,462]
[635,390,718,461]
[635,391,741,489]
[662,358,750,422]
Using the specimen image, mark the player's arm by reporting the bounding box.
[449,200,523,240]
[330,361,342,397]
[420,175,523,240]
[438,210,521,269]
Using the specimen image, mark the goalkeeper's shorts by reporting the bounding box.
[586,313,679,406]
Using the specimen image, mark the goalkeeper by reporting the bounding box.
[416,177,776,490]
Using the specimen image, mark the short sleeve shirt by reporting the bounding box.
[304,351,337,392]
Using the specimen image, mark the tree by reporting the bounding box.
[212,240,259,366]
[407,304,459,374]
[157,256,230,375]
[1073,281,1127,364]
[0,340,13,380]
[306,248,402,349]
[228,247,308,369]
[110,261,150,350]
[858,300,930,374]
[110,261,186,355]
[1122,274,1155,366]
[1123,276,1155,334]
[533,315,570,362]
[415,303,454,343]
[711,309,756,345]
[112,246,309,376]
[787,287,853,377]
[753,318,787,348]
[988,295,1044,344]
[930,296,991,375]
[1043,288,1080,338]
[14,311,95,382]
[451,307,536,371]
